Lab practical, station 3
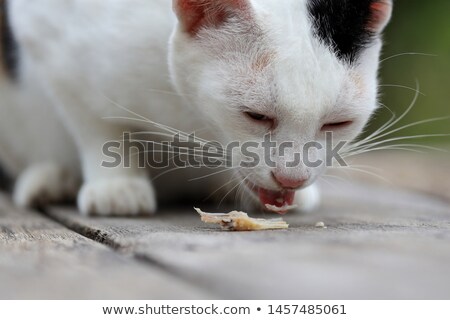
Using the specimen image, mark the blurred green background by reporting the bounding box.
[368,0,450,146]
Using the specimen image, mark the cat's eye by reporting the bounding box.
[321,120,353,131]
[245,111,272,122]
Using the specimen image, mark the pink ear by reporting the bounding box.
[369,0,393,33]
[173,0,250,36]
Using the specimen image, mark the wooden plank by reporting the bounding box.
[48,182,450,299]
[0,194,212,299]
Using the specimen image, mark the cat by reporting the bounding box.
[0,0,392,216]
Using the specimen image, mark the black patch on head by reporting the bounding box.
[1,0,19,79]
[308,0,378,64]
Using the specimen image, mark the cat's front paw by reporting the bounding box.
[78,177,157,216]
[294,184,321,212]
[13,164,80,208]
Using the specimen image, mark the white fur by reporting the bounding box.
[0,0,390,215]
[14,163,80,208]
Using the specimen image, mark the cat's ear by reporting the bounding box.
[368,0,393,34]
[173,0,251,36]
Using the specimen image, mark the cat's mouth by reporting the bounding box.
[258,187,296,214]
[243,178,296,215]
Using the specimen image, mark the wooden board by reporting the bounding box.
[0,194,211,299]
[47,182,450,299]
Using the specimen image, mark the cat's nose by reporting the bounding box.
[272,173,307,189]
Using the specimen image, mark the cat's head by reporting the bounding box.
[169,0,392,211]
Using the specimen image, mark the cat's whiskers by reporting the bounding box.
[359,102,397,141]
[188,167,237,182]
[103,96,212,145]
[105,115,212,146]
[349,81,421,150]
[203,171,242,202]
[344,143,449,159]
[321,174,349,183]
[235,179,249,209]
[353,115,450,152]
[319,176,341,190]
[218,173,252,208]
[339,163,384,173]
[126,150,231,166]
[378,84,425,96]
[100,98,233,169]
[130,133,221,152]
[103,135,231,166]
[125,138,229,158]
[342,78,449,162]
[335,165,391,184]
[144,87,194,98]
[235,173,255,210]
[149,155,238,181]
[151,166,189,181]
[344,134,450,158]
[380,52,437,64]
[103,116,229,163]
[328,161,385,185]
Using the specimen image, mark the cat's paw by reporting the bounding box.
[78,177,156,216]
[13,164,80,208]
[294,184,321,212]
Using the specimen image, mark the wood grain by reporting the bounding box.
[0,194,211,299]
[47,182,450,299]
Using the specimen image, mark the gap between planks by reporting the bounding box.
[39,206,221,298]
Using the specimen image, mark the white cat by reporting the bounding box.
[0,0,392,216]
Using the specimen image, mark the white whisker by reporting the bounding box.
[102,96,212,145]
[189,167,236,182]
[218,174,251,207]
[379,84,425,96]
[350,82,421,149]
[337,166,391,184]
[348,116,450,153]
[203,172,242,202]
[380,52,437,64]
[347,134,450,156]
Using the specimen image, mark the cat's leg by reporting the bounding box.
[36,68,157,215]
[13,163,80,208]
[293,183,321,212]
[25,80,156,216]
[74,122,157,216]
[78,176,156,216]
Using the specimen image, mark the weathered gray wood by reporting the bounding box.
[0,194,212,299]
[48,182,450,299]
